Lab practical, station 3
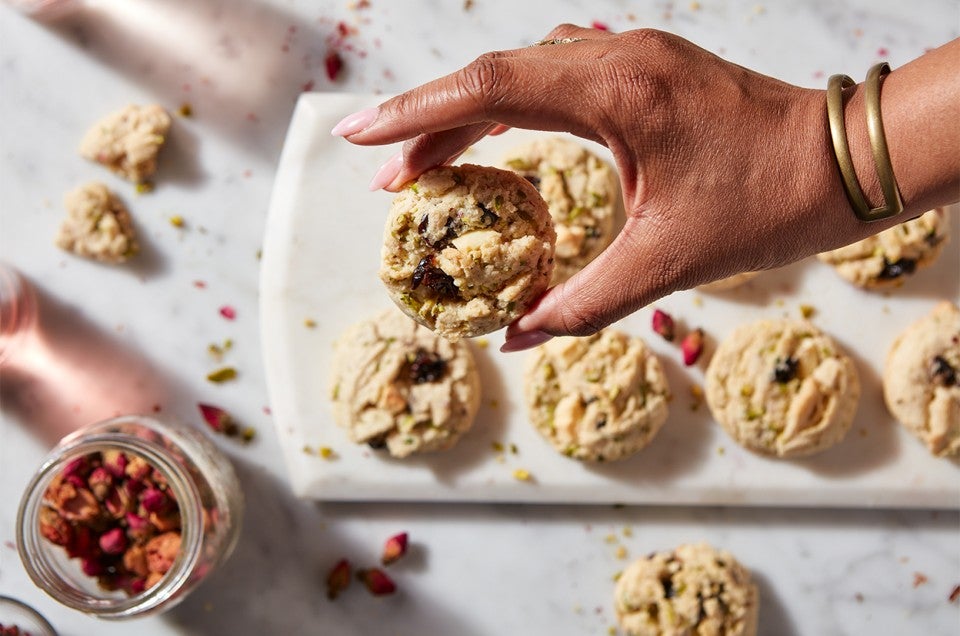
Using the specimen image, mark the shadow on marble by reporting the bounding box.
[166,458,482,636]
[752,570,801,636]
[40,0,353,161]
[154,118,206,190]
[697,258,817,308]
[0,276,192,445]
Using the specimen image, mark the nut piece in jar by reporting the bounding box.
[614,542,759,636]
[705,319,860,458]
[79,104,172,183]
[379,164,555,341]
[500,137,618,285]
[329,308,482,458]
[524,329,670,462]
[883,301,960,457]
[37,450,181,596]
[817,208,949,288]
[55,182,138,264]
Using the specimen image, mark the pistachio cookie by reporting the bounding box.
[614,543,759,636]
[883,301,960,457]
[380,164,555,341]
[55,182,138,264]
[698,271,760,292]
[501,137,618,285]
[817,208,949,288]
[523,329,670,462]
[329,309,481,458]
[705,319,860,458]
[79,104,171,183]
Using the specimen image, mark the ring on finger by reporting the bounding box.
[531,37,586,46]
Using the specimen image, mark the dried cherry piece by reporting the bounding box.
[408,349,447,384]
[773,357,799,383]
[878,258,916,280]
[410,255,458,299]
[931,355,957,387]
[478,202,499,227]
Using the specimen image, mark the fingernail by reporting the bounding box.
[500,330,553,353]
[369,152,403,191]
[331,107,378,136]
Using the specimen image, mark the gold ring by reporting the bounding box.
[532,37,586,46]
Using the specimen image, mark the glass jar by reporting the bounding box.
[0,263,37,366]
[0,595,57,636]
[16,415,243,619]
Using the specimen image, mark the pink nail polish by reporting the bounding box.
[500,330,553,353]
[330,107,378,136]
[369,152,403,191]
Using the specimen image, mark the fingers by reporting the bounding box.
[380,122,496,191]
[501,217,676,351]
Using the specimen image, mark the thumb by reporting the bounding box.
[501,217,675,351]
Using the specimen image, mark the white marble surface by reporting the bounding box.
[0,1,957,634]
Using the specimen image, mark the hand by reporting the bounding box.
[333,25,955,350]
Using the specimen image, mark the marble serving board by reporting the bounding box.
[260,93,959,508]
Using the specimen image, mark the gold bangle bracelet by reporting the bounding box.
[826,63,903,222]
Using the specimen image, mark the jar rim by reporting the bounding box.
[16,415,205,619]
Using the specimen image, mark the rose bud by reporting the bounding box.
[66,525,98,560]
[357,568,396,596]
[682,328,705,366]
[326,558,351,600]
[81,557,105,577]
[125,456,151,481]
[99,527,128,555]
[88,467,113,500]
[62,456,91,479]
[140,488,167,513]
[39,507,73,546]
[102,450,129,478]
[381,532,408,566]
[651,309,675,342]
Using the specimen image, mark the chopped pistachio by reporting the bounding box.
[615,545,628,560]
[169,215,185,228]
[319,446,336,459]
[740,384,754,397]
[799,304,816,319]
[135,181,154,194]
[512,468,532,482]
[206,367,237,383]
[604,534,618,544]
[304,318,317,328]
[240,427,256,443]
[475,338,489,349]
[509,443,518,455]
[491,441,504,452]
[611,571,622,582]
[177,102,193,117]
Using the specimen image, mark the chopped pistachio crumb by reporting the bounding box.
[615,545,628,560]
[608,627,617,636]
[622,527,633,538]
[775,298,785,307]
[491,441,505,453]
[178,102,193,117]
[689,384,704,398]
[169,215,185,228]
[717,446,726,456]
[799,304,816,319]
[304,318,317,328]
[302,445,314,455]
[135,181,154,194]
[475,338,489,349]
[241,427,256,443]
[206,367,237,383]
[611,571,622,582]
[692,295,704,308]
[512,468,531,482]
[740,384,754,397]
[509,443,518,455]
[319,446,336,459]
[604,534,618,544]
[256,249,262,260]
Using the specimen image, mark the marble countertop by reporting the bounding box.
[0,1,957,634]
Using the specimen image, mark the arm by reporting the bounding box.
[333,26,960,350]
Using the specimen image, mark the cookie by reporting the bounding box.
[523,329,670,462]
[698,271,760,292]
[55,182,138,264]
[380,164,555,340]
[883,301,960,457]
[501,137,618,285]
[817,208,949,288]
[614,543,759,636]
[705,319,860,458]
[79,104,171,183]
[329,308,481,458]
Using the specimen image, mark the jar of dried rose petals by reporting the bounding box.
[16,415,243,619]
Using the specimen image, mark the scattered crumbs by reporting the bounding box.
[203,601,214,612]
[877,47,890,58]
[688,0,701,9]
[135,181,154,195]
[591,20,609,31]
[689,384,703,411]
[881,305,891,314]
[491,441,505,453]
[3,540,16,551]
[812,70,825,80]
[302,444,315,455]
[240,427,256,443]
[615,545,628,560]
[625,12,636,21]
[692,296,704,308]
[243,169,253,179]
[594,606,603,615]
[913,572,929,588]
[604,534,618,545]
[256,249,263,260]
[263,405,272,415]
[611,570,622,582]
[608,627,617,636]
[509,443,518,455]
[799,304,816,319]
[348,0,371,9]
[512,468,532,482]
[948,584,960,604]
[774,298,785,307]
[304,318,318,329]
[853,28,864,38]
[622,526,633,538]
[319,446,337,460]
[193,280,207,289]
[475,337,489,349]
[854,592,864,603]
[572,604,583,615]
[169,215,185,228]
[208,338,233,360]
[206,367,238,383]
[717,446,726,456]
[463,0,474,9]
[177,103,193,118]
[489,399,499,409]
[899,556,910,564]
[302,79,316,92]
[753,4,765,15]
[495,455,506,464]
[219,305,237,321]
[325,51,344,81]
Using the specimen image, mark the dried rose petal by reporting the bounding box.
[62,456,92,479]
[325,51,344,81]
[125,512,152,539]
[99,527,128,555]
[59,484,101,524]
[357,567,396,596]
[651,309,675,342]
[198,403,237,434]
[102,450,128,478]
[381,532,408,566]
[140,488,167,513]
[88,467,113,500]
[65,525,98,560]
[591,20,610,31]
[129,577,147,595]
[681,328,704,366]
[39,507,73,546]
[105,486,134,519]
[326,558,351,600]
[218,305,236,320]
[81,557,105,576]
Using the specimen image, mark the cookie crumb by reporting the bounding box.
[854,592,864,603]
[604,534,618,545]
[799,304,816,319]
[948,584,960,603]
[304,318,317,328]
[614,545,628,560]
[913,572,929,588]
